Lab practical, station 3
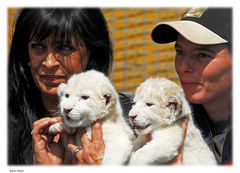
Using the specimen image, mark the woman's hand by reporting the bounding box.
[67,121,105,165]
[31,117,64,165]
[169,117,188,165]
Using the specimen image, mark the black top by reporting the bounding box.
[191,104,232,165]
[8,115,33,164]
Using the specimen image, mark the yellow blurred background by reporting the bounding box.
[8,8,187,94]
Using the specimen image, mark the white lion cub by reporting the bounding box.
[129,77,216,165]
[49,70,134,165]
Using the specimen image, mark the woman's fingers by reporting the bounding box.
[67,133,90,164]
[32,117,64,137]
[78,128,97,164]
[71,122,104,165]
[169,117,189,165]
[79,127,91,147]
[32,117,64,153]
[79,122,104,149]
[91,121,105,156]
[32,117,65,164]
[181,117,189,137]
[89,121,104,163]
[63,121,105,165]
[91,121,104,146]
[179,117,189,159]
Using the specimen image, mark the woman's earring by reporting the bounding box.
[28,62,31,67]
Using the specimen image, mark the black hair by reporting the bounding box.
[8,8,113,164]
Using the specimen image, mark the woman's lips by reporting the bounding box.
[40,75,67,84]
[181,81,199,88]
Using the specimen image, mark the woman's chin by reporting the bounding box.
[186,94,207,104]
[38,81,65,97]
[41,86,58,97]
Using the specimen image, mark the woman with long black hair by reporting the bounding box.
[8,8,113,165]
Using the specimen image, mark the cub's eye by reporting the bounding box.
[65,94,69,98]
[146,103,153,107]
[81,95,89,100]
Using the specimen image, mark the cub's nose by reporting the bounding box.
[63,108,72,114]
[129,115,137,121]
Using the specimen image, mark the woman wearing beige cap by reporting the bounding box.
[151,8,232,165]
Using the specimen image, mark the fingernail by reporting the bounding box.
[53,118,60,123]
[95,122,101,128]
[52,119,58,122]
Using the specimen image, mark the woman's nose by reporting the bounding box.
[176,56,193,74]
[42,52,60,68]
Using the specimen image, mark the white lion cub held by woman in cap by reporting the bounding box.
[49,70,134,164]
[129,77,216,165]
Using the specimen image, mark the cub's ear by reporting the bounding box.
[166,95,182,117]
[57,83,67,97]
[103,93,116,107]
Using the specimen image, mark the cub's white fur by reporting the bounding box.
[129,77,216,165]
[49,70,134,165]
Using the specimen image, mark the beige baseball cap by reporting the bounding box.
[151,8,232,45]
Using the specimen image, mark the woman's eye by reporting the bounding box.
[56,45,74,54]
[31,43,46,51]
[196,53,212,60]
[81,95,89,100]
[175,49,184,56]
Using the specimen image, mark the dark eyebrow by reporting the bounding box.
[197,47,216,54]
[196,45,224,55]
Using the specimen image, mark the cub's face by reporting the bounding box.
[57,71,116,128]
[129,78,184,135]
